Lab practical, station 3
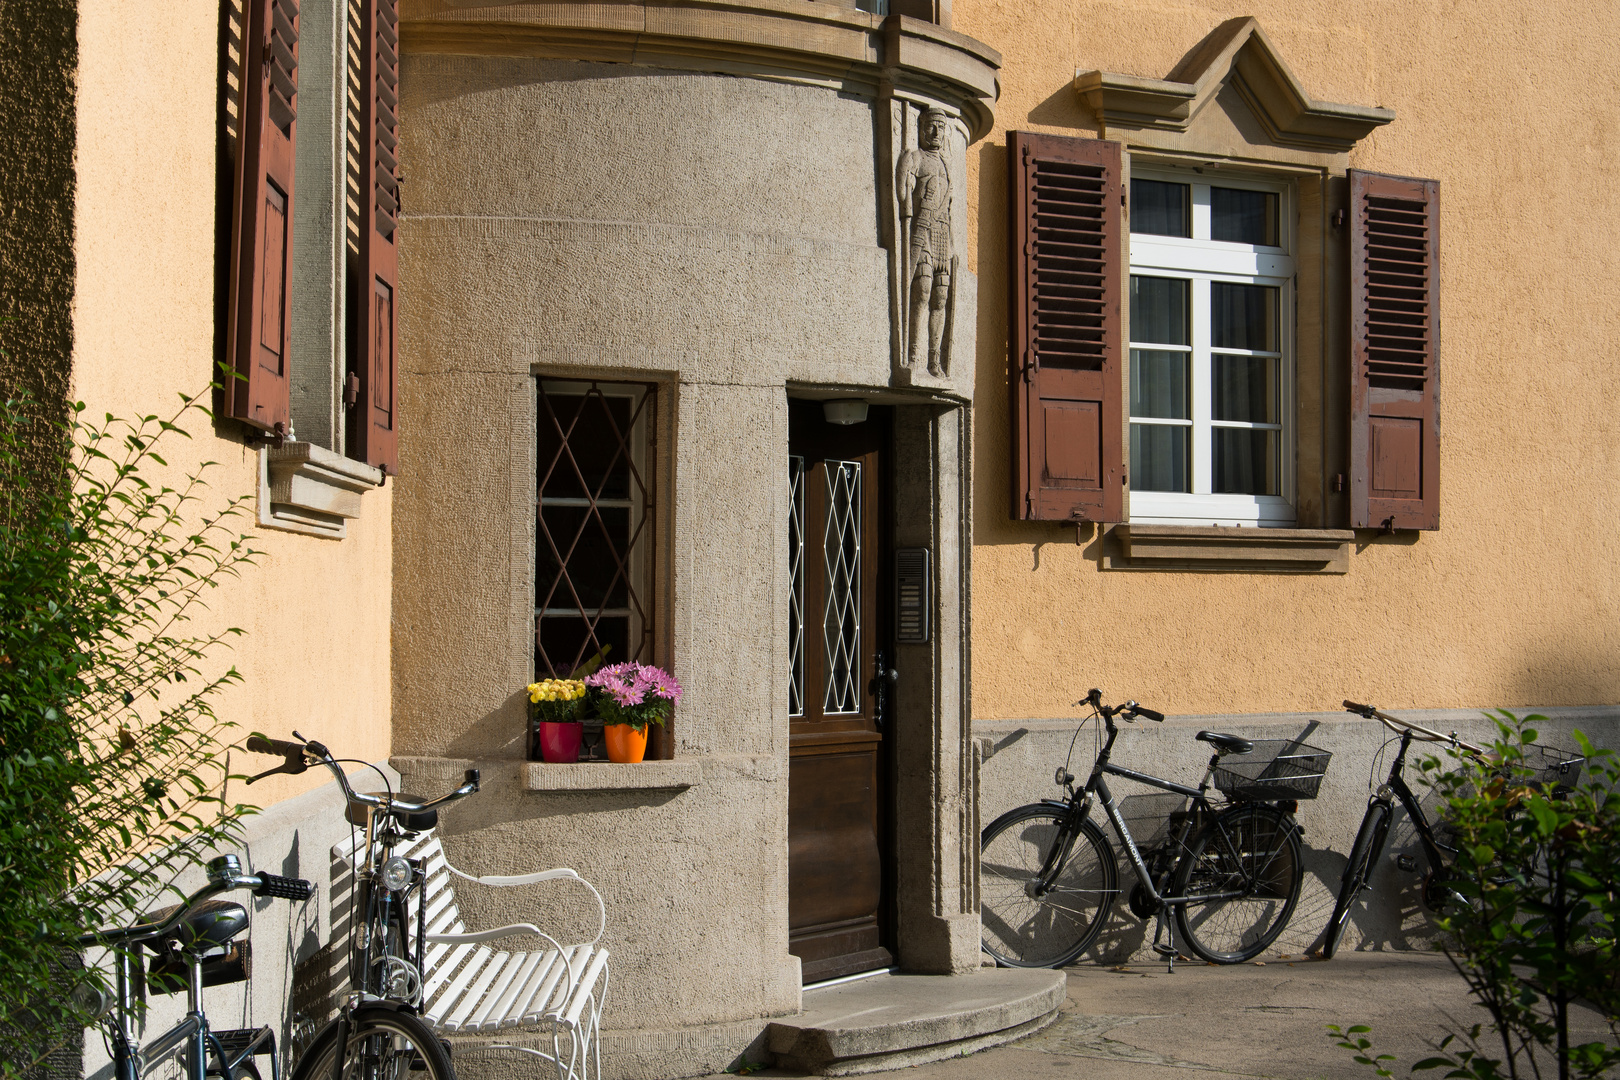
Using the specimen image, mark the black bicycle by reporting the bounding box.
[77,854,313,1080]
[1322,700,1584,959]
[980,689,1330,968]
[246,734,480,1080]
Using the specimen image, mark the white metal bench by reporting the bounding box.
[331,830,610,1079]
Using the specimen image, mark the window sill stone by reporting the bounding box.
[257,442,383,539]
[390,756,704,795]
[524,760,703,792]
[1102,524,1353,573]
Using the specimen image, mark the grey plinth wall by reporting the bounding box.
[977,707,1620,963]
[391,8,999,1077]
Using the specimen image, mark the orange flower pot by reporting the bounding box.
[603,723,648,763]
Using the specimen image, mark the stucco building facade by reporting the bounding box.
[962,0,1620,960]
[6,0,1618,1077]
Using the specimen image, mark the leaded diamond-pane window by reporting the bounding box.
[788,456,806,717]
[822,461,862,714]
[536,381,656,678]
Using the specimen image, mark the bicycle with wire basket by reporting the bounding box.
[1321,700,1585,960]
[981,689,1331,969]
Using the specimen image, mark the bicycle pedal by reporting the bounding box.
[1396,854,1417,872]
[1151,942,1177,958]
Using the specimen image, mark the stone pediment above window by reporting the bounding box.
[1075,17,1394,156]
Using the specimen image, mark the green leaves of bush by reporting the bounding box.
[1330,713,1619,1080]
[0,391,260,1075]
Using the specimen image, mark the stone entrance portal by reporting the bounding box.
[787,400,894,983]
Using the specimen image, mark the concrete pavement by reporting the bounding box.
[708,951,1615,1079]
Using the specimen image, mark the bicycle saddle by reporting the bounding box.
[140,899,249,952]
[345,795,437,832]
[1196,731,1254,755]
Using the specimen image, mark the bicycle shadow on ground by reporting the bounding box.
[1063,827,1444,967]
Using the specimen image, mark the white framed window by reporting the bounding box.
[1127,169,1296,526]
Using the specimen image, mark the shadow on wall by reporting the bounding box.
[979,710,1618,965]
[1052,805,1451,966]
[444,688,530,760]
[1501,640,1620,711]
[1027,82,1093,129]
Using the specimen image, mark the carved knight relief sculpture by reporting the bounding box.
[897,107,957,376]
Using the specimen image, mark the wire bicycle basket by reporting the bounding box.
[1213,739,1332,801]
[1421,742,1584,851]
[1519,743,1584,793]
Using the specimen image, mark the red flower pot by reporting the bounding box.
[537,721,583,763]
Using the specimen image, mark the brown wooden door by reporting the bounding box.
[786,401,892,984]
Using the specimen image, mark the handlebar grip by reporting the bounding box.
[1134,706,1165,722]
[246,735,303,757]
[464,768,481,791]
[1343,700,1375,717]
[254,873,314,901]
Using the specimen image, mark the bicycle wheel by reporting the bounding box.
[289,1005,453,1080]
[1322,800,1392,959]
[1171,804,1302,964]
[980,804,1117,967]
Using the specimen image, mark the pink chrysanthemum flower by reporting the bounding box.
[647,669,683,703]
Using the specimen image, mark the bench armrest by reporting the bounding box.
[442,861,608,946]
[452,868,581,888]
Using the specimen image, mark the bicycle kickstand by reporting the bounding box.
[1150,909,1177,974]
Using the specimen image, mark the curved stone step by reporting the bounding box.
[766,969,1066,1075]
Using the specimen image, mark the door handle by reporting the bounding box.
[870,650,899,728]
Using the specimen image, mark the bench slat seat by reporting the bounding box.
[331,830,608,1079]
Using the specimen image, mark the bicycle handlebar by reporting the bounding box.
[1343,699,1487,756]
[78,855,311,950]
[244,732,481,815]
[1072,689,1163,724]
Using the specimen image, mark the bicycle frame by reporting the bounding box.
[348,805,428,1002]
[1039,711,1244,908]
[84,856,297,1080]
[98,950,279,1080]
[1372,728,1456,871]
[244,734,477,1010]
[1347,702,1489,878]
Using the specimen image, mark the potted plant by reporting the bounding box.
[528,677,588,763]
[585,662,682,763]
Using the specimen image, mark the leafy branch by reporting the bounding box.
[0,389,262,1075]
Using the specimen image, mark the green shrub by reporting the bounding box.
[1331,712,1619,1080]
[0,391,259,1076]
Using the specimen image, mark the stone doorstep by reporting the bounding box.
[766,969,1067,1076]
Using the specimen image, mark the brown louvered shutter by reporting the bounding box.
[351,0,401,473]
[1350,170,1440,530]
[1008,132,1124,523]
[227,0,299,435]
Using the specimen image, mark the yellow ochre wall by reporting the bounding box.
[957,0,1620,719]
[72,2,392,806]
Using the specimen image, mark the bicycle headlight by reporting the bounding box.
[378,856,413,893]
